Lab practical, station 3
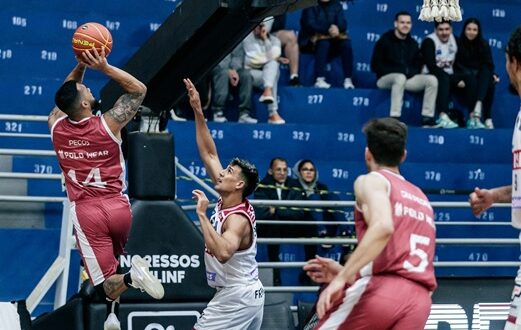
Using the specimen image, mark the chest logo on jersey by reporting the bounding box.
[68,139,90,146]
[57,149,109,159]
[394,201,435,228]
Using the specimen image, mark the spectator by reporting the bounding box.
[455,18,499,129]
[264,15,301,86]
[421,20,460,128]
[243,20,286,124]
[293,159,355,260]
[254,157,307,284]
[371,11,438,127]
[299,0,355,89]
[210,44,257,123]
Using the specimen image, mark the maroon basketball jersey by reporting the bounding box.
[354,169,437,291]
[51,116,125,202]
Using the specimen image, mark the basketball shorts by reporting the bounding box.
[316,274,432,330]
[194,279,265,330]
[71,195,132,286]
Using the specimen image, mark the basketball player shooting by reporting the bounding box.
[184,78,265,330]
[49,48,164,330]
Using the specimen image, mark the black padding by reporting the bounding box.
[121,200,214,302]
[128,132,175,199]
[32,298,83,330]
[16,300,32,330]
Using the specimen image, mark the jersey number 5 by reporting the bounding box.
[403,233,430,273]
[67,168,107,188]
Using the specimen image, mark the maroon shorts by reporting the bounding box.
[71,195,132,286]
[316,274,432,330]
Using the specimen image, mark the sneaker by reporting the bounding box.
[213,113,227,123]
[130,256,164,299]
[170,109,187,122]
[259,94,275,104]
[434,113,458,128]
[314,77,331,89]
[485,118,494,129]
[268,112,286,124]
[288,76,302,86]
[104,313,121,330]
[238,113,258,124]
[467,117,486,129]
[422,116,437,127]
[343,78,355,89]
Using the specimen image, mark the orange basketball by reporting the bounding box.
[72,22,113,58]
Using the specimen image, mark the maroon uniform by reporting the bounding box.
[317,169,436,329]
[51,116,130,285]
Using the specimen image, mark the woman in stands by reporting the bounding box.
[293,160,354,262]
[455,17,499,129]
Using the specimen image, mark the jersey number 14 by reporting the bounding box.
[67,168,107,188]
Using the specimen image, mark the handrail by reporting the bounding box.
[257,237,520,245]
[0,148,55,156]
[256,220,512,226]
[0,132,51,138]
[0,195,66,202]
[258,261,521,268]
[0,114,48,121]
[0,172,61,179]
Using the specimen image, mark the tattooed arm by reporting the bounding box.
[80,48,146,138]
[48,62,87,129]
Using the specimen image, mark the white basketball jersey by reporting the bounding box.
[204,198,259,288]
[512,104,521,229]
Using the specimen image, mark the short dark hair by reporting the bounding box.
[363,118,407,167]
[55,80,80,116]
[434,20,452,29]
[507,26,521,63]
[230,158,259,199]
[395,11,411,21]
[269,157,287,169]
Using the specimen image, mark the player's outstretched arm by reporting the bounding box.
[48,61,87,129]
[80,48,146,136]
[316,173,394,318]
[184,78,223,184]
[193,190,248,262]
[469,186,511,216]
[303,256,342,284]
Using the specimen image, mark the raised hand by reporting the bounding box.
[192,189,209,214]
[183,78,203,116]
[81,48,108,71]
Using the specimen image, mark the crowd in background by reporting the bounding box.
[174,0,499,129]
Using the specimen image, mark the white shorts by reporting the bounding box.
[194,279,264,330]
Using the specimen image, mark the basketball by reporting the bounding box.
[72,22,113,58]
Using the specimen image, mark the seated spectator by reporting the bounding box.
[254,157,307,285]
[371,11,438,127]
[299,0,355,89]
[243,20,286,124]
[455,18,499,129]
[264,14,301,86]
[421,20,461,128]
[293,159,354,261]
[210,43,257,123]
